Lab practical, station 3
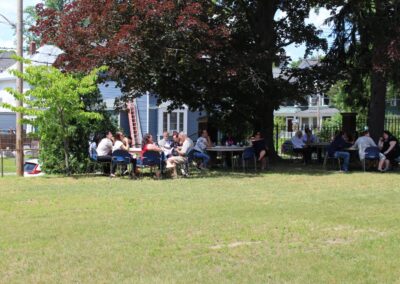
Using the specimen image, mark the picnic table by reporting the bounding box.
[308,142,330,162]
[129,147,142,158]
[206,146,247,170]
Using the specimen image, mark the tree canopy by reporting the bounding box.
[33,0,328,155]
[325,0,400,140]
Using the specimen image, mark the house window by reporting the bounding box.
[179,112,184,131]
[170,112,178,131]
[163,112,168,132]
[323,96,330,106]
[160,110,187,134]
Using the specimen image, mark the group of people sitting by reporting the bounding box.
[93,129,214,178]
[329,129,399,173]
[290,127,400,172]
[91,128,271,178]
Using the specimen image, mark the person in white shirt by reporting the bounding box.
[193,130,212,169]
[167,132,193,177]
[353,130,385,164]
[158,131,173,158]
[111,132,136,177]
[97,131,113,161]
[291,131,311,164]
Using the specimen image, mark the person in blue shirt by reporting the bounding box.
[328,131,353,172]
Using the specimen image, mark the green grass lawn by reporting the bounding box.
[1,157,16,173]
[1,169,400,283]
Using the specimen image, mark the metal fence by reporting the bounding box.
[274,117,400,156]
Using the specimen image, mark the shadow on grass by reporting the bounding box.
[30,160,396,181]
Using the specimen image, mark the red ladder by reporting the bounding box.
[127,101,140,147]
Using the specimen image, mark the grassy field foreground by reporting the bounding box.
[1,171,400,283]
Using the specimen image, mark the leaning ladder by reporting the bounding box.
[127,101,141,147]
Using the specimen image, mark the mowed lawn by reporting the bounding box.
[1,170,400,283]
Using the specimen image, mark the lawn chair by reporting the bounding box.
[138,151,163,177]
[281,140,300,161]
[242,147,257,172]
[112,150,133,177]
[87,146,111,174]
[323,146,341,171]
[183,149,201,176]
[362,147,381,172]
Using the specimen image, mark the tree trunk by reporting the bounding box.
[254,105,280,161]
[368,0,387,142]
[368,70,387,142]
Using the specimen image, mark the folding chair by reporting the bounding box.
[138,151,163,178]
[87,147,111,174]
[362,146,381,172]
[112,150,133,178]
[242,147,257,172]
[323,147,341,171]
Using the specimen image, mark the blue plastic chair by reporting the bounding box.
[137,151,163,177]
[112,150,132,176]
[363,146,381,172]
[242,147,257,172]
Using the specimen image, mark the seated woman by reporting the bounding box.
[142,133,166,177]
[193,130,212,169]
[378,130,400,172]
[111,132,136,178]
[251,131,268,170]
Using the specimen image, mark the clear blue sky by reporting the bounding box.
[0,1,332,60]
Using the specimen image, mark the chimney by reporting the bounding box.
[29,41,37,55]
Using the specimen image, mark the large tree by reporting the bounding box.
[33,0,327,157]
[325,0,400,141]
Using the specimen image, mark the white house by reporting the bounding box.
[0,44,63,132]
[274,59,340,133]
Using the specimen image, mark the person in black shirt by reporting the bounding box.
[328,131,353,172]
[251,131,268,170]
[378,130,400,171]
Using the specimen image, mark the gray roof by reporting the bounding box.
[275,106,339,117]
[0,51,16,73]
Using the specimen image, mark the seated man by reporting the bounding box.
[96,131,114,174]
[167,132,193,177]
[193,130,212,169]
[291,131,311,164]
[97,131,113,162]
[328,131,353,172]
[353,130,385,167]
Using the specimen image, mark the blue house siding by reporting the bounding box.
[149,95,158,107]
[187,111,201,140]
[119,111,130,135]
[136,95,148,136]
[97,83,202,141]
[148,109,158,139]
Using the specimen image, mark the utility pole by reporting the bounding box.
[16,0,24,176]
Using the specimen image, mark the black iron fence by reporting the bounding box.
[274,117,400,156]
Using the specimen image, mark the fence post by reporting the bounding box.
[1,150,3,178]
[275,124,279,154]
